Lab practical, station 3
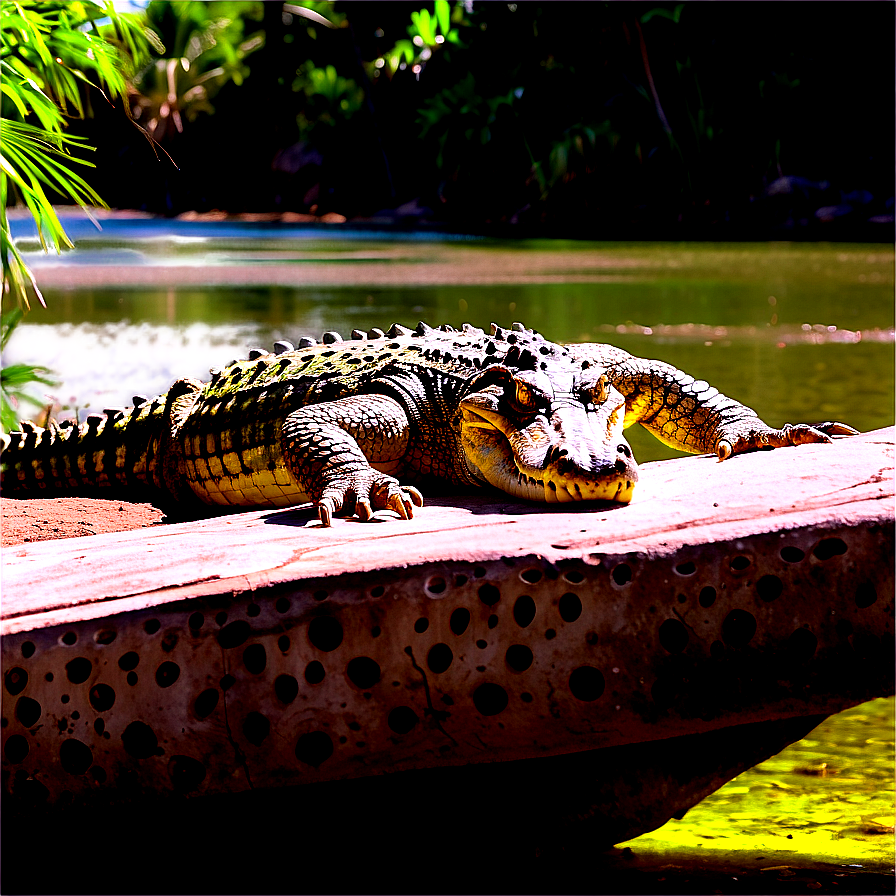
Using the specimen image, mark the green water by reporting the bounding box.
[619,697,895,872]
[7,235,895,876]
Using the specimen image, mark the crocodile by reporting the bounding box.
[0,322,856,525]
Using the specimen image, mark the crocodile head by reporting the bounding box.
[457,345,638,504]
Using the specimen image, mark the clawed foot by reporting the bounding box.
[316,472,424,526]
[716,421,858,460]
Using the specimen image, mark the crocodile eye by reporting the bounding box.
[516,383,536,409]
[592,374,609,404]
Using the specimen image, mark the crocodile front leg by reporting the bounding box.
[567,344,857,459]
[281,394,423,526]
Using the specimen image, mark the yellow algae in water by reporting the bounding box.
[618,697,895,872]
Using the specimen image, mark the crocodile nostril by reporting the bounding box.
[617,444,632,458]
[615,458,628,473]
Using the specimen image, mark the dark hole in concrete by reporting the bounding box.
[295,731,333,767]
[473,683,509,716]
[91,766,107,783]
[126,672,138,686]
[243,644,267,675]
[61,632,77,646]
[559,593,582,622]
[155,662,180,688]
[275,674,299,704]
[371,626,382,638]
[188,612,204,630]
[247,604,261,617]
[414,618,429,633]
[813,537,848,561]
[347,657,381,689]
[699,586,717,608]
[545,629,556,640]
[94,719,105,735]
[612,564,632,586]
[788,628,818,663]
[476,639,487,649]
[520,568,543,584]
[569,666,605,702]
[215,611,228,626]
[757,575,784,602]
[520,692,533,703]
[313,589,328,601]
[454,574,468,587]
[730,556,751,571]
[513,595,536,628]
[473,566,487,578]
[370,585,385,597]
[427,643,453,674]
[95,630,116,645]
[478,583,501,606]
[586,631,598,646]
[5,667,27,696]
[722,609,757,647]
[426,576,446,594]
[168,755,206,792]
[278,635,290,653]
[4,734,28,764]
[675,561,697,576]
[144,619,161,635]
[59,739,93,775]
[194,688,219,719]
[488,614,499,629]
[161,632,178,653]
[275,597,291,613]
[89,684,115,712]
[564,569,585,584]
[781,546,805,563]
[855,581,877,609]
[21,642,35,658]
[506,644,533,672]
[305,661,326,684]
[118,651,139,671]
[308,616,343,652]
[217,620,251,649]
[122,721,158,759]
[450,608,471,635]
[15,697,41,728]
[659,619,689,654]
[242,711,270,746]
[388,706,419,734]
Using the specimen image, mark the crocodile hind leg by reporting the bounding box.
[280,394,423,525]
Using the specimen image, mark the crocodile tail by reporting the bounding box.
[0,398,168,497]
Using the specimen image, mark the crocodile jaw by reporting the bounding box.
[458,397,638,504]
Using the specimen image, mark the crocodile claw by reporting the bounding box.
[316,474,424,526]
[716,420,858,461]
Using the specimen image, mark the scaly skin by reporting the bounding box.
[0,322,857,525]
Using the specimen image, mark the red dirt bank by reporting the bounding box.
[1,497,165,547]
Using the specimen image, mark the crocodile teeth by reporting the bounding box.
[273,341,294,354]
[322,331,342,344]
[490,323,507,339]
[414,321,434,335]
[512,322,526,332]
[297,336,317,348]
[387,323,413,337]
[351,329,367,340]
[247,348,266,360]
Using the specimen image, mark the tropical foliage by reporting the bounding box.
[0,0,150,429]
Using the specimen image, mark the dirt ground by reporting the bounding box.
[1,496,165,546]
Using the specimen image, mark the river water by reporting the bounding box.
[5,214,894,884]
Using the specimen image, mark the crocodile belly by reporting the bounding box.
[179,419,309,509]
